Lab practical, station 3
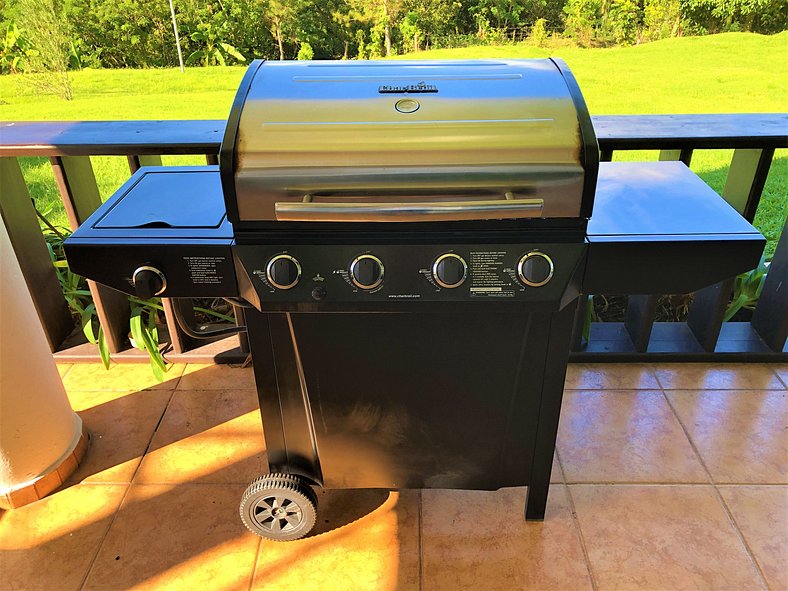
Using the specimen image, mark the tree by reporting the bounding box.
[563,0,602,45]
[266,0,297,59]
[643,0,681,39]
[608,0,640,44]
[399,0,462,51]
[15,0,72,99]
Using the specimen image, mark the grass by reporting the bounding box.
[1,31,786,257]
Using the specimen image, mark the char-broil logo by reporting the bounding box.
[378,81,438,94]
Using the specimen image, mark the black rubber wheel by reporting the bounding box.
[239,473,318,541]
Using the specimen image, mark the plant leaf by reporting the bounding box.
[97,326,111,369]
[130,310,146,351]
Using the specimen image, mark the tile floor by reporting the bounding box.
[1,362,786,591]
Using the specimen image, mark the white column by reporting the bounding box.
[0,216,82,498]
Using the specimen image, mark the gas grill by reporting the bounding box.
[65,59,765,542]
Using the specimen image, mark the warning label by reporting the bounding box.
[469,251,515,298]
[184,256,225,285]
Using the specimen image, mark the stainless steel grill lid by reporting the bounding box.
[220,59,598,225]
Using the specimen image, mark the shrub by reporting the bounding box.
[15,0,73,99]
[529,17,549,45]
[609,0,641,44]
[297,41,314,60]
[563,0,602,46]
[643,0,682,40]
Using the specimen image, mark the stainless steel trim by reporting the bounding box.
[349,254,384,290]
[517,251,554,288]
[275,199,544,223]
[132,265,167,295]
[432,253,468,289]
[266,254,302,290]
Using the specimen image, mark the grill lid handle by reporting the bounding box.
[274,198,544,222]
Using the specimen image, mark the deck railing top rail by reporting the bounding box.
[2,113,786,156]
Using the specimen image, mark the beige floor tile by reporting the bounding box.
[177,363,256,390]
[421,485,591,591]
[719,486,788,591]
[63,363,185,392]
[253,489,420,591]
[66,390,171,484]
[57,363,72,378]
[775,364,788,388]
[565,363,660,389]
[558,390,707,483]
[667,390,787,483]
[571,484,765,590]
[655,363,783,389]
[550,452,562,483]
[83,484,259,591]
[0,484,127,591]
[135,389,266,485]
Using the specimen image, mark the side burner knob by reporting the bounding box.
[132,266,167,299]
[266,254,301,289]
[432,253,467,289]
[517,251,554,287]
[350,254,384,290]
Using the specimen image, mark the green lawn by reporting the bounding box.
[1,31,785,256]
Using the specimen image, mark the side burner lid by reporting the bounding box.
[96,170,226,229]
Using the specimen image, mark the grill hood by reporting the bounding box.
[220,59,598,225]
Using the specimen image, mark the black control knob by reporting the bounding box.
[311,286,326,301]
[517,251,554,287]
[266,254,301,289]
[350,254,384,290]
[132,266,166,299]
[433,253,467,289]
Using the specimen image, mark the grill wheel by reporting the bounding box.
[240,473,318,541]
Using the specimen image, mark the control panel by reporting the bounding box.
[234,243,586,308]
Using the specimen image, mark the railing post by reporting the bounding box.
[659,148,693,166]
[687,147,776,351]
[722,148,775,221]
[161,298,196,354]
[127,155,163,173]
[686,278,735,352]
[624,294,659,352]
[751,221,788,352]
[0,157,74,351]
[51,156,130,353]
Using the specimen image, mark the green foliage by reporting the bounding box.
[528,17,549,45]
[14,0,72,99]
[608,0,640,44]
[297,41,314,60]
[186,24,246,66]
[643,0,681,40]
[1,0,786,65]
[129,299,167,381]
[563,0,602,45]
[724,255,768,321]
[681,0,787,34]
[0,19,28,73]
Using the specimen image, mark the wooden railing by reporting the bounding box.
[1,114,786,363]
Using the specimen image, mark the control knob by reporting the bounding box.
[432,253,467,288]
[132,266,166,299]
[350,254,384,290]
[266,254,301,289]
[517,251,554,287]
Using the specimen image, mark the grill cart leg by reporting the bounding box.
[524,303,576,521]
